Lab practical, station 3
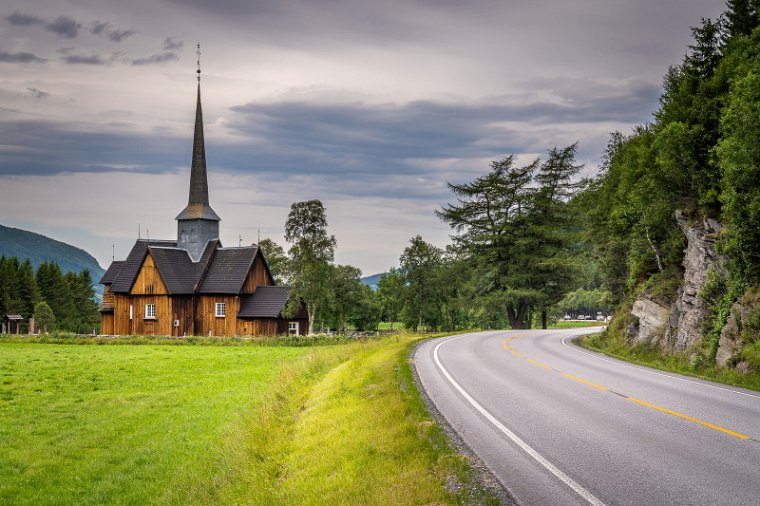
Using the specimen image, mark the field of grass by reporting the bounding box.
[0,334,495,505]
[578,331,760,392]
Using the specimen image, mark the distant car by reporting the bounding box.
[564,314,572,320]
[578,315,586,320]
[596,314,605,321]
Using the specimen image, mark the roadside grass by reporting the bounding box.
[578,331,760,392]
[1,334,496,505]
[177,332,498,505]
[550,320,606,329]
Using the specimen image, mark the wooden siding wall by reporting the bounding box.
[242,254,273,294]
[131,253,168,295]
[101,313,114,334]
[170,296,194,337]
[113,294,172,335]
[194,296,239,336]
[237,318,308,336]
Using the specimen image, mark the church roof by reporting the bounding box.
[99,260,125,284]
[110,239,176,293]
[238,286,292,318]
[198,246,259,294]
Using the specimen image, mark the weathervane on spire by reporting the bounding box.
[196,43,201,82]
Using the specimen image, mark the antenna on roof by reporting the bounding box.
[138,223,141,239]
[112,244,115,262]
[196,43,201,83]
[147,228,150,242]
[257,229,260,243]
[239,234,242,247]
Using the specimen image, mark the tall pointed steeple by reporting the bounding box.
[176,44,220,261]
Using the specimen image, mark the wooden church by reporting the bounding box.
[99,69,307,337]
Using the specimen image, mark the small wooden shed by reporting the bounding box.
[4,314,23,334]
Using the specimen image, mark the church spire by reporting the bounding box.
[176,44,220,261]
[176,44,219,221]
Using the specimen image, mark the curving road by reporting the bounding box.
[414,329,760,506]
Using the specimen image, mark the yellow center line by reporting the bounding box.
[499,334,751,441]
[559,372,609,391]
[525,358,552,370]
[627,397,750,440]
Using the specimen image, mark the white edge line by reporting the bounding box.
[433,335,607,506]
[560,335,760,400]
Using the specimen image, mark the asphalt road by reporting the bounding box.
[414,329,760,506]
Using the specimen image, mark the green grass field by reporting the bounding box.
[0,336,495,505]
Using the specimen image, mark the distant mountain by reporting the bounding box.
[0,224,105,284]
[360,272,386,290]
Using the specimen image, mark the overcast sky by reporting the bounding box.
[0,0,726,276]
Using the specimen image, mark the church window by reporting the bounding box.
[145,304,156,319]
[216,302,226,317]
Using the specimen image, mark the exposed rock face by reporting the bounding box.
[716,301,746,367]
[630,297,670,346]
[669,211,725,352]
[628,212,724,351]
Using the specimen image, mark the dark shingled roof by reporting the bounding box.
[198,247,258,294]
[99,261,125,284]
[238,286,292,318]
[149,247,196,294]
[110,240,176,293]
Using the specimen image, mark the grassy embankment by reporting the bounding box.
[578,330,760,392]
[0,334,496,505]
[549,320,606,329]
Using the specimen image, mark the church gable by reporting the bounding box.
[241,251,274,294]
[130,252,168,295]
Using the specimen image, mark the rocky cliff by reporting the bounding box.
[627,211,724,352]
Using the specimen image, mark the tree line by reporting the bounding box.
[0,257,99,333]
[268,144,592,334]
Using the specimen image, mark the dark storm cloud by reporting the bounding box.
[46,16,81,38]
[0,120,186,177]
[131,52,180,65]
[90,21,136,42]
[0,51,46,63]
[163,37,184,50]
[6,10,44,26]
[223,79,659,174]
[62,53,107,65]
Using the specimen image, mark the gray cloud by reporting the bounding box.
[46,16,81,38]
[0,75,657,202]
[90,21,136,42]
[6,10,44,26]
[224,80,658,173]
[131,52,179,65]
[27,88,49,100]
[62,53,107,65]
[163,37,183,50]
[0,51,46,63]
[0,119,186,177]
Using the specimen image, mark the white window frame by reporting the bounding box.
[215,302,226,318]
[145,303,156,319]
[288,321,299,335]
